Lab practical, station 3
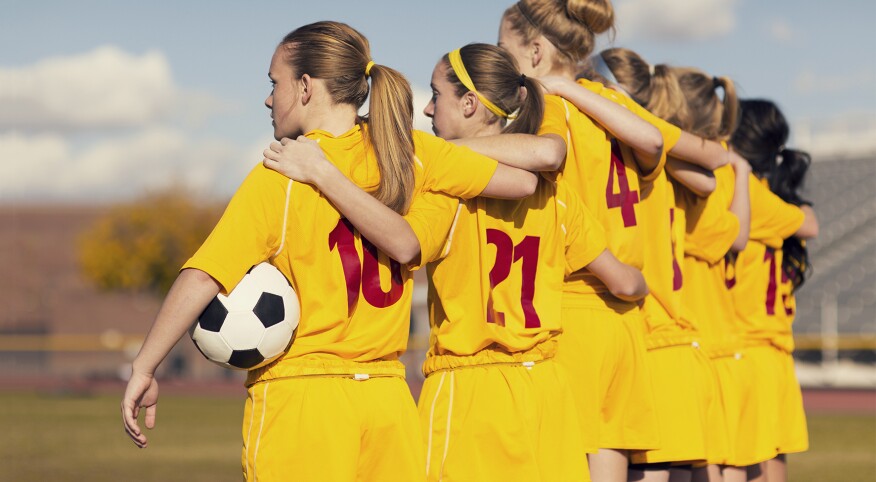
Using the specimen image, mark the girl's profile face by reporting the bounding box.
[423,61,468,140]
[265,47,303,140]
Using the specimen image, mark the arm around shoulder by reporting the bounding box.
[584,250,648,302]
[796,204,819,239]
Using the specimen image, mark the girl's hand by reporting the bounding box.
[263,136,332,186]
[729,150,752,174]
[536,76,573,96]
[121,369,159,448]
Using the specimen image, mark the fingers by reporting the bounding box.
[271,141,284,152]
[144,404,157,430]
[121,400,147,448]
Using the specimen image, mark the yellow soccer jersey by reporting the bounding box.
[639,168,689,336]
[423,179,607,374]
[676,165,741,349]
[182,125,500,383]
[729,177,804,344]
[539,86,680,302]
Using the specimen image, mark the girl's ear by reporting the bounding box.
[531,38,544,70]
[461,91,479,118]
[299,74,313,104]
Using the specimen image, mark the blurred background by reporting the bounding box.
[1,1,873,480]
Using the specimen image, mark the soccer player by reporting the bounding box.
[729,99,818,482]
[120,21,538,482]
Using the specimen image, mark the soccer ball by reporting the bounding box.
[189,262,299,370]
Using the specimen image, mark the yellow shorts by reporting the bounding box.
[700,356,730,465]
[772,347,809,454]
[712,350,776,466]
[418,359,589,482]
[630,341,710,465]
[557,303,660,452]
[241,375,422,482]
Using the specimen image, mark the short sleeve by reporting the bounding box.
[414,131,498,200]
[403,191,460,269]
[538,95,570,139]
[748,175,805,247]
[557,182,608,275]
[182,165,288,293]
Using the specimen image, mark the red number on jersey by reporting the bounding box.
[764,247,777,316]
[486,229,542,329]
[724,252,737,289]
[670,208,683,291]
[328,219,404,316]
[605,140,639,227]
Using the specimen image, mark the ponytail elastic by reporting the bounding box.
[448,49,515,119]
[365,60,375,77]
[519,73,527,87]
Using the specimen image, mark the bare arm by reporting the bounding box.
[480,163,538,199]
[584,250,648,301]
[122,268,221,448]
[540,75,663,175]
[263,137,421,263]
[666,158,716,197]
[796,205,819,239]
[668,131,732,171]
[451,133,566,171]
[729,157,752,252]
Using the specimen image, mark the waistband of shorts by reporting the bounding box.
[561,291,641,313]
[422,339,557,375]
[645,331,700,350]
[743,335,793,353]
[245,356,406,386]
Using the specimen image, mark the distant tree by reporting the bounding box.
[78,190,223,295]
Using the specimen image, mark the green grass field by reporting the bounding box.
[1,391,873,481]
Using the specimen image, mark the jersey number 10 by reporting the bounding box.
[329,219,404,316]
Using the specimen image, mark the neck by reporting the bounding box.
[472,122,503,138]
[302,102,359,137]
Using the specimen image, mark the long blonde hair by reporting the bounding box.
[280,21,415,214]
[442,43,545,135]
[502,0,614,68]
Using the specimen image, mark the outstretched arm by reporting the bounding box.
[122,268,221,448]
[668,132,733,171]
[667,158,716,198]
[263,137,422,264]
[796,205,819,239]
[451,133,566,171]
[584,250,648,301]
[729,156,752,252]
[540,75,664,175]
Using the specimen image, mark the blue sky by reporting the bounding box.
[1,0,874,202]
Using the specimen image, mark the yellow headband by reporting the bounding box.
[365,60,375,77]
[448,49,515,120]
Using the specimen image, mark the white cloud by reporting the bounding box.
[793,111,876,159]
[0,46,228,132]
[768,19,795,43]
[615,0,738,42]
[0,129,262,202]
[794,68,876,95]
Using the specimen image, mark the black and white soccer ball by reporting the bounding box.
[190,262,299,370]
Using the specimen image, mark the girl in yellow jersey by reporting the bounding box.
[729,99,819,482]
[416,44,650,482]
[497,3,741,481]
[120,22,540,482]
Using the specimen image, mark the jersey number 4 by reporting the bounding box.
[486,229,542,329]
[329,219,404,316]
[606,140,639,228]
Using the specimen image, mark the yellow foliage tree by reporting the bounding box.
[78,190,222,295]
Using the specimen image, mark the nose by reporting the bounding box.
[423,99,434,118]
[265,93,273,110]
